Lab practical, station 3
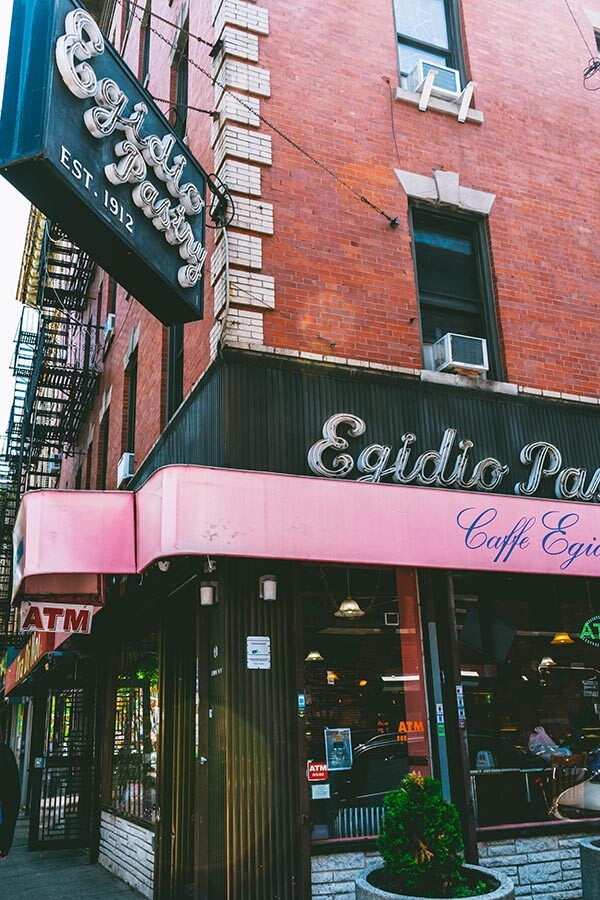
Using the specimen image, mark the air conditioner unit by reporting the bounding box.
[48,452,62,476]
[117,452,135,487]
[407,59,461,96]
[103,313,116,345]
[433,333,489,375]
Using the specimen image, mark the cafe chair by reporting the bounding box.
[548,753,588,817]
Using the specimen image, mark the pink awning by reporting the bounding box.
[136,465,600,578]
[13,489,136,602]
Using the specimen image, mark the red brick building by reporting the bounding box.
[3,0,600,897]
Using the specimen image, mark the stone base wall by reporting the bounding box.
[311,834,591,899]
[98,810,155,899]
[478,833,587,900]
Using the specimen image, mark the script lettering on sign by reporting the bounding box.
[308,415,600,503]
[55,9,206,290]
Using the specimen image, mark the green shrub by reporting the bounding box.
[375,772,487,898]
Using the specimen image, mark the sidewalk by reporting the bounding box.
[0,820,143,899]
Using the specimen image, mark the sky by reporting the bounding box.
[0,1,33,437]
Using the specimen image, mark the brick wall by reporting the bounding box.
[310,836,588,900]
[98,811,155,899]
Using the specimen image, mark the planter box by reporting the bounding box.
[580,836,600,900]
[355,862,515,900]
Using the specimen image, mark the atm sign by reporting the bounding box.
[307,761,328,782]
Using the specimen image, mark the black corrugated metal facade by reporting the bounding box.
[134,350,600,502]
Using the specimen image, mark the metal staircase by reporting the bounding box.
[0,215,100,652]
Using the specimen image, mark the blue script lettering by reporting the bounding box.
[456,508,535,563]
[541,511,600,570]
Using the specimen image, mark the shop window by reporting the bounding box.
[411,206,503,380]
[107,640,159,824]
[171,24,189,137]
[166,323,184,420]
[393,0,465,89]
[301,566,431,842]
[454,572,600,828]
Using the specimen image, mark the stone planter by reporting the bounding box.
[580,836,600,899]
[355,862,515,900]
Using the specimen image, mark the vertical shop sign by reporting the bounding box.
[0,0,208,324]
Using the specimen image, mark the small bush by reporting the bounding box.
[375,772,488,898]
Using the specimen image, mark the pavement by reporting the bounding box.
[0,819,143,900]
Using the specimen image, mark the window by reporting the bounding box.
[301,566,431,841]
[108,276,117,317]
[124,349,138,455]
[454,572,600,828]
[172,26,189,137]
[393,0,465,87]
[166,324,184,419]
[85,442,93,490]
[139,2,151,84]
[107,638,159,824]
[97,409,110,490]
[411,206,502,379]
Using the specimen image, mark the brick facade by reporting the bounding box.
[98,811,155,899]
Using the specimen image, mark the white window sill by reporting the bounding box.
[395,86,484,125]
[420,369,517,395]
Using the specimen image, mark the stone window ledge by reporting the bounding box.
[395,86,484,125]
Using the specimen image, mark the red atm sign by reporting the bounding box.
[20,602,96,634]
[307,762,328,782]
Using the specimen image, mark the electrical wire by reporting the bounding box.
[116,0,399,227]
[562,0,600,89]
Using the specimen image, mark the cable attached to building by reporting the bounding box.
[118,0,400,228]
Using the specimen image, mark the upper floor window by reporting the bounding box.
[411,206,502,380]
[172,25,189,138]
[393,0,465,88]
[166,324,184,420]
[125,349,138,455]
[139,2,152,85]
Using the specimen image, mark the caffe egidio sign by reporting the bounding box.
[0,0,207,324]
[308,413,600,502]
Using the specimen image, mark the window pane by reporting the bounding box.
[454,573,600,827]
[394,0,449,49]
[301,566,431,842]
[110,639,160,824]
[415,225,480,302]
[397,43,449,77]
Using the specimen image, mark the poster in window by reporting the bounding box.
[324,727,353,771]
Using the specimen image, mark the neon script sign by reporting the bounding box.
[0,0,207,323]
[308,413,600,503]
[580,616,600,647]
[55,9,206,290]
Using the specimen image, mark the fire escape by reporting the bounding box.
[0,212,100,651]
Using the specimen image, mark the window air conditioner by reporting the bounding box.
[103,313,116,345]
[407,59,461,96]
[433,333,489,375]
[48,452,62,476]
[117,452,135,487]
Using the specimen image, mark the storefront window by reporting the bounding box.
[454,572,600,828]
[301,566,431,842]
[108,639,159,824]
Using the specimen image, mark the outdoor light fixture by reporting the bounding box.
[551,631,574,645]
[259,574,277,601]
[305,649,325,662]
[334,597,365,618]
[200,582,218,606]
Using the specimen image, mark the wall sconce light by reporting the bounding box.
[305,649,324,662]
[157,559,170,573]
[259,574,277,601]
[200,581,218,606]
